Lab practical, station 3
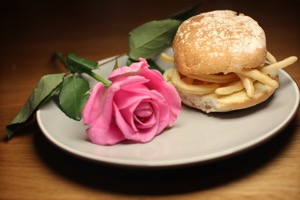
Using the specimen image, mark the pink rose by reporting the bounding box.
[82,58,181,145]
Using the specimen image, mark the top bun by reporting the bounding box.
[173,10,267,76]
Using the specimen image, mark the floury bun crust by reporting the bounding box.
[173,10,267,76]
[171,10,277,112]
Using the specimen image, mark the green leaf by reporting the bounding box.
[128,19,181,60]
[168,2,200,21]
[6,73,65,139]
[67,53,98,74]
[59,75,90,121]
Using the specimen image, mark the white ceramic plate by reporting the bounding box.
[37,54,299,167]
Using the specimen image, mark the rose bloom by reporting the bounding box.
[82,58,181,145]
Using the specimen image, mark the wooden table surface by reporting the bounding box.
[1,0,299,199]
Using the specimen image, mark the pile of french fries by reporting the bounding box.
[163,52,297,98]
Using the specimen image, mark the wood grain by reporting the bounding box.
[1,0,299,199]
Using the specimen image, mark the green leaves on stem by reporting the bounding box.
[128,19,181,60]
[55,53,109,122]
[6,53,110,139]
[54,53,108,121]
[59,76,90,121]
[6,2,200,139]
[127,2,199,70]
[6,73,65,139]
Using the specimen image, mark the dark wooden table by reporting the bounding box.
[1,0,299,199]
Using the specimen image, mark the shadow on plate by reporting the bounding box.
[34,115,297,196]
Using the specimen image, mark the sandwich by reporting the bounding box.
[164,10,297,112]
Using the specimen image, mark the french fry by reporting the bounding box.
[160,52,174,64]
[189,73,238,83]
[163,68,173,82]
[163,52,296,98]
[267,51,277,64]
[261,56,298,75]
[172,69,219,94]
[215,81,244,95]
[236,74,254,98]
[237,69,279,89]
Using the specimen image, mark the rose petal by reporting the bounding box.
[83,57,181,145]
[91,76,147,130]
[139,68,181,126]
[119,89,169,139]
[110,75,149,92]
[146,90,170,133]
[113,84,149,110]
[82,82,105,125]
[115,87,154,130]
[108,58,149,82]
[157,82,181,126]
[86,122,125,145]
[134,101,156,129]
[121,88,170,134]
[113,103,136,138]
[134,102,153,118]
[114,101,159,143]
[134,113,156,129]
[121,100,156,131]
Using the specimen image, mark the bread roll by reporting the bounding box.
[173,10,267,76]
[169,10,277,112]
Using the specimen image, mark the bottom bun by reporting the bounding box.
[177,82,276,113]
